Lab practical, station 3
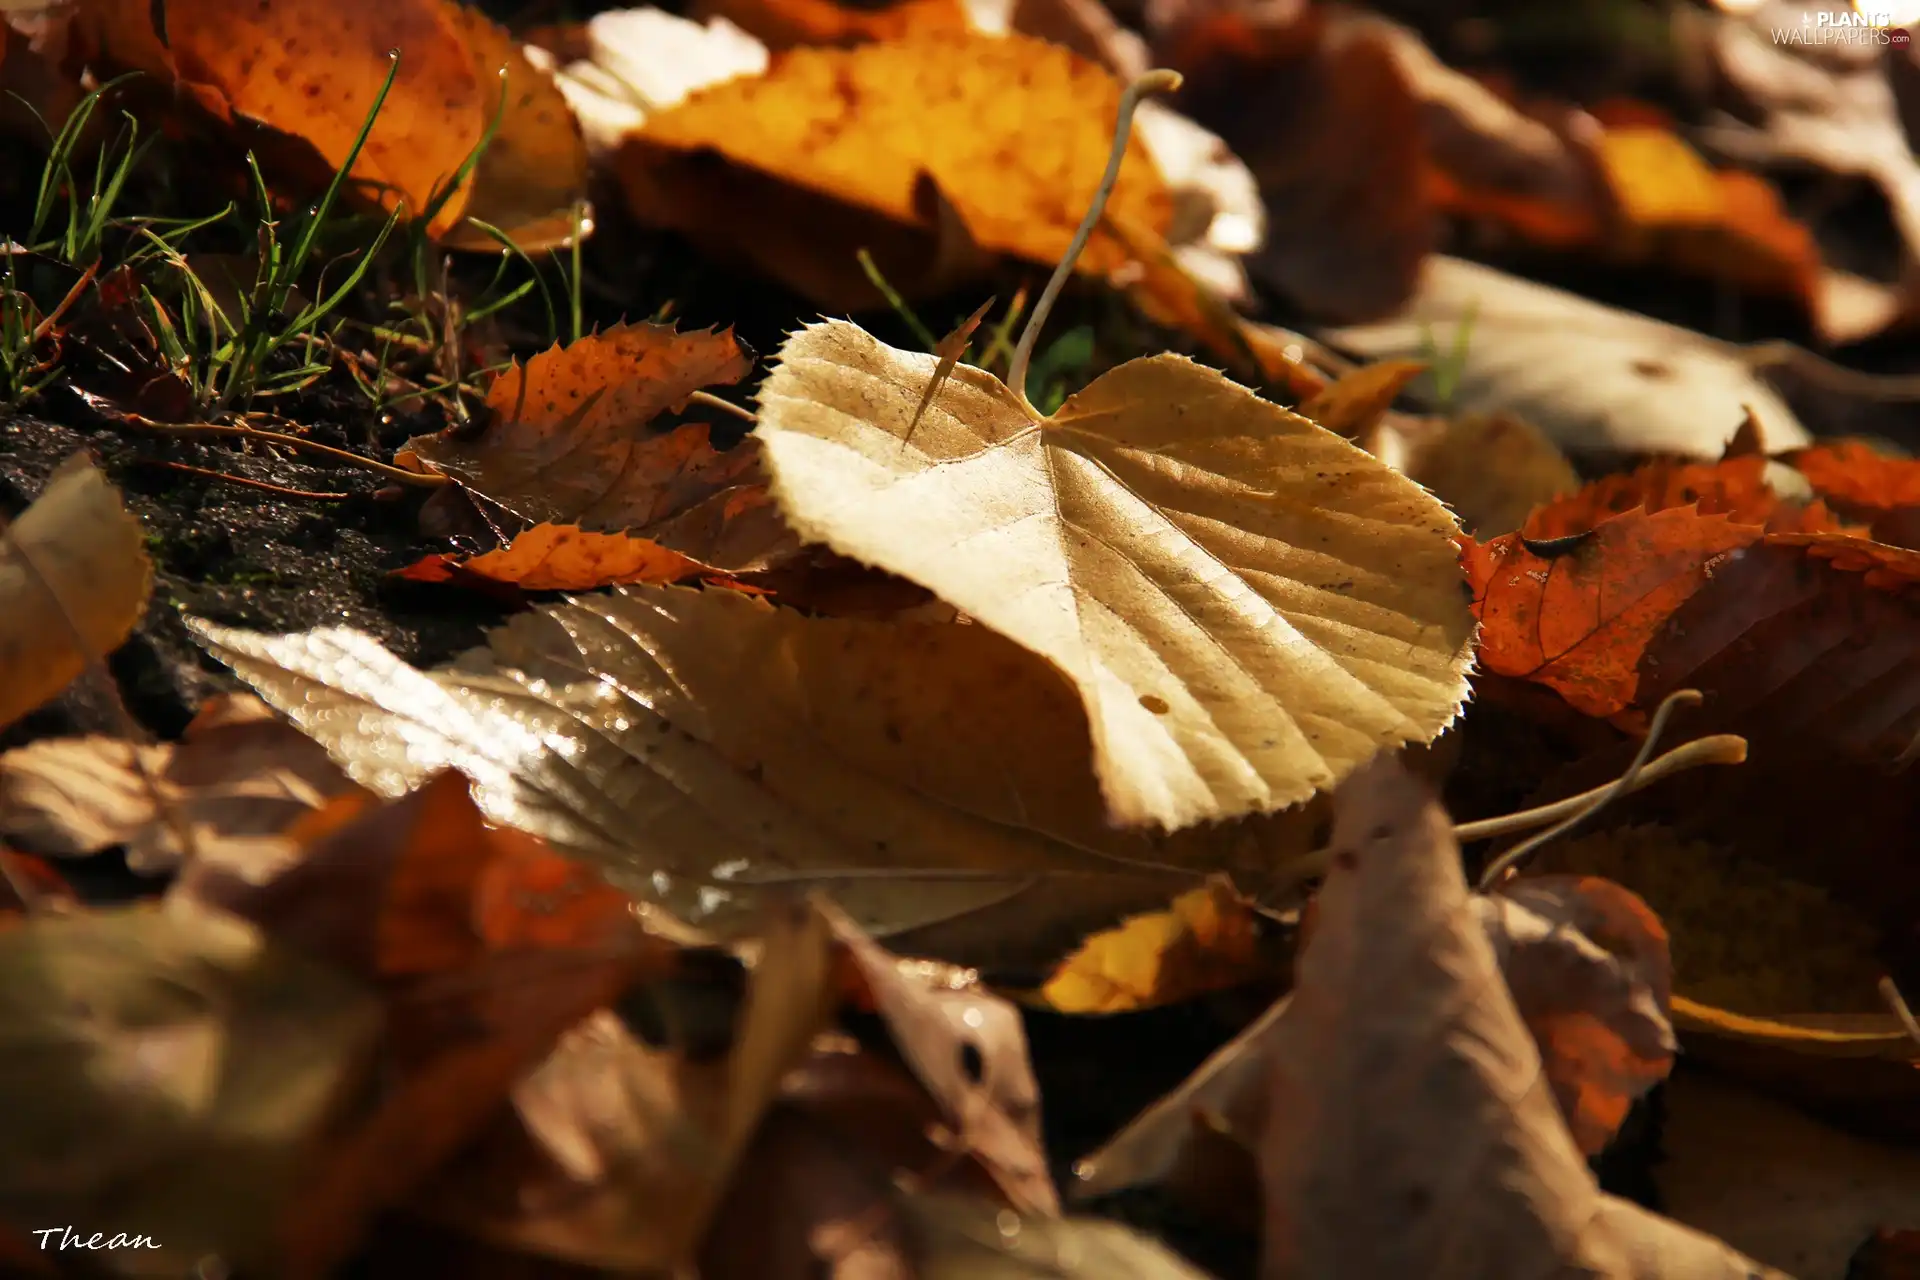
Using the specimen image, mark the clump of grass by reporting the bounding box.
[1418,299,1478,412]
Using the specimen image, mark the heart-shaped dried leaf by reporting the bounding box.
[756,319,1476,830]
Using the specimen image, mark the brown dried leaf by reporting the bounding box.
[439,6,591,251]
[0,902,381,1274]
[1072,868,1673,1196]
[1477,875,1676,1156]
[419,901,834,1271]
[0,694,365,872]
[825,900,1057,1216]
[1159,4,1430,323]
[179,771,669,1276]
[1259,756,1779,1279]
[0,452,152,731]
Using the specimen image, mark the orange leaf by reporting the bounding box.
[1521,456,1847,539]
[397,524,708,592]
[1038,877,1272,1014]
[79,0,485,231]
[619,30,1170,300]
[1602,133,1821,309]
[400,324,757,530]
[1471,510,1920,763]
[1790,440,1920,515]
[1462,505,1765,718]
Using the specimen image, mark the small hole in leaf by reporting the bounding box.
[1139,694,1170,714]
[959,1042,985,1083]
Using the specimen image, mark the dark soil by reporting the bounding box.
[0,411,514,750]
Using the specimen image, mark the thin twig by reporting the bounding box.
[141,460,353,500]
[1007,68,1182,413]
[31,256,99,345]
[129,417,448,487]
[1742,341,1920,401]
[1477,689,1705,890]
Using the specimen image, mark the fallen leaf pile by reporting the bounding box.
[12,0,1920,1275]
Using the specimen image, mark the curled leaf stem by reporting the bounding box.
[688,389,757,424]
[126,416,447,486]
[1453,732,1746,843]
[1006,68,1181,416]
[1476,688,1704,890]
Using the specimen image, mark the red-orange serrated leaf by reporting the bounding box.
[1472,510,1920,763]
[1463,506,1764,717]
[396,525,708,593]
[1787,439,1920,543]
[399,325,756,529]
[1790,441,1920,514]
[1522,456,1846,539]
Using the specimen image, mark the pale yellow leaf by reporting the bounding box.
[0,452,152,730]
[755,320,1476,830]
